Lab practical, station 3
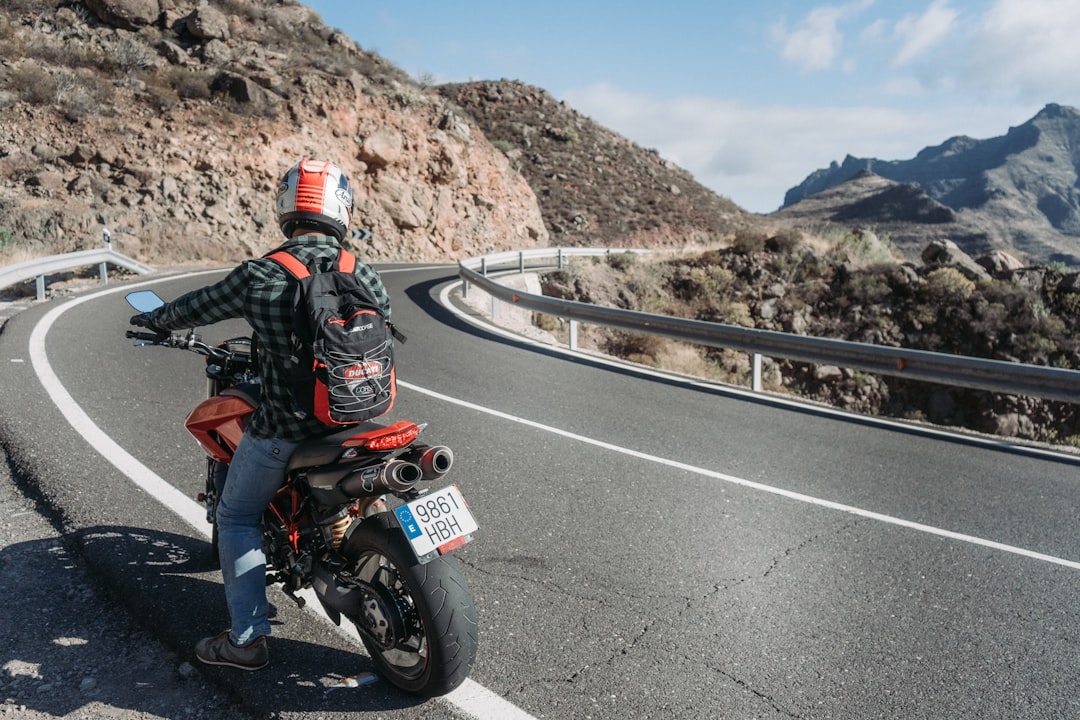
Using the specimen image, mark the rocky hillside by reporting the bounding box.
[438,80,754,250]
[0,0,546,268]
[781,104,1080,267]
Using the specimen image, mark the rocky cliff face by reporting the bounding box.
[0,0,547,266]
[438,80,753,250]
[781,104,1080,266]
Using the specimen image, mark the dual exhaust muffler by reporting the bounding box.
[336,444,454,498]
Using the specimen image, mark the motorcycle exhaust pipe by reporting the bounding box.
[401,444,454,481]
[338,459,423,498]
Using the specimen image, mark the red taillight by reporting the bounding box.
[344,421,422,452]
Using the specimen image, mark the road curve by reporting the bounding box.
[2,264,1079,719]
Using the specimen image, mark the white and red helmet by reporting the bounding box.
[276,159,353,241]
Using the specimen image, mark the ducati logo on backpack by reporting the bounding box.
[266,248,402,426]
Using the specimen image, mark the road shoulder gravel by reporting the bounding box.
[0,443,243,720]
[0,294,242,720]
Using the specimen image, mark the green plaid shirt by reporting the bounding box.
[148,235,391,441]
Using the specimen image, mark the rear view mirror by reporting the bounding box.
[125,290,165,313]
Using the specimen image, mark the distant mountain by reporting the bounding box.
[780,104,1080,266]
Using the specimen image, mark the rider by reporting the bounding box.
[131,159,392,670]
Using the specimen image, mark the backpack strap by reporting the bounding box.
[265,250,311,280]
[266,248,355,278]
[337,249,356,273]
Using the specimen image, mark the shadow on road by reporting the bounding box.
[0,525,430,718]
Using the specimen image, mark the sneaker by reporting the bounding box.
[195,630,268,671]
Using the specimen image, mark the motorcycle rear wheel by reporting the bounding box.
[340,512,478,697]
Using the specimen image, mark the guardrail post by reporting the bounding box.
[558,248,565,269]
[519,252,525,273]
[100,230,111,285]
[569,320,578,350]
[481,257,488,276]
[491,295,499,320]
[752,353,763,392]
[35,275,45,301]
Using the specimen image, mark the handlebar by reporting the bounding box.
[126,330,170,343]
[125,329,205,350]
[126,329,227,359]
[126,328,255,382]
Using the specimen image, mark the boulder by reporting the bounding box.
[185,6,230,41]
[976,250,1025,274]
[85,0,160,30]
[211,72,272,106]
[921,239,990,280]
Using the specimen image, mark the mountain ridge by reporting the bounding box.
[781,103,1080,266]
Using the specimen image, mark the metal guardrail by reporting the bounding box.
[459,248,1080,405]
[0,247,154,300]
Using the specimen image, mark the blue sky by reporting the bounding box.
[304,1,1079,214]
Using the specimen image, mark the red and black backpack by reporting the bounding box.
[266,248,400,426]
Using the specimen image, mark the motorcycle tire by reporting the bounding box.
[340,511,478,698]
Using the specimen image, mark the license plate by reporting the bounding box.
[394,485,478,563]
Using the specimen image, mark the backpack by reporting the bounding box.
[266,248,401,426]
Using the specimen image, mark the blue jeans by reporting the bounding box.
[217,434,299,646]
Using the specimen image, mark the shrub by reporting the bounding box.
[669,264,734,304]
[843,265,895,305]
[924,267,975,304]
[55,70,113,120]
[843,228,896,265]
[7,65,56,105]
[1057,292,1080,320]
[606,251,637,271]
[172,70,213,100]
[765,228,802,253]
[907,303,939,328]
[730,230,767,254]
[0,227,14,252]
[602,329,664,365]
[718,301,753,326]
[112,34,158,73]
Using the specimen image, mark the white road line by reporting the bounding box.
[399,379,1080,571]
[26,277,538,720]
[440,281,1080,466]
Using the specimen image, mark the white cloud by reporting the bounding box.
[960,0,1080,103]
[879,0,1080,103]
[859,18,888,43]
[772,0,874,72]
[563,83,1032,214]
[890,0,959,68]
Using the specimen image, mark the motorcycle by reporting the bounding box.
[124,289,478,697]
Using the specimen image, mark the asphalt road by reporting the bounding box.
[2,264,1079,719]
